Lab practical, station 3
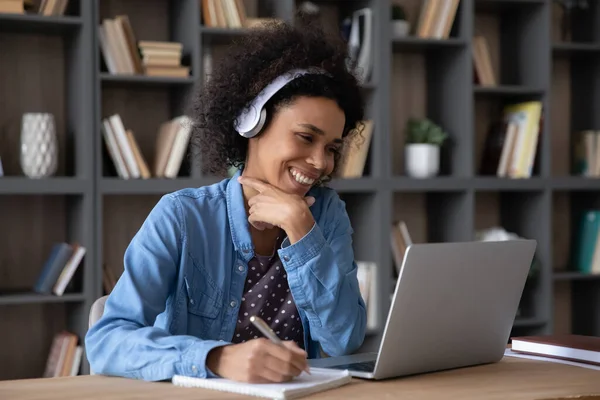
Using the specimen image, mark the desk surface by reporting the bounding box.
[1,356,599,400]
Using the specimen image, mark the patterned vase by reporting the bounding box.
[20,113,58,178]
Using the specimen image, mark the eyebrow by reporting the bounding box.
[298,123,343,144]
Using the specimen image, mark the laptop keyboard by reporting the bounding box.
[327,360,376,372]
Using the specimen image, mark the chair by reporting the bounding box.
[89,295,109,329]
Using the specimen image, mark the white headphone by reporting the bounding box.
[234,68,329,138]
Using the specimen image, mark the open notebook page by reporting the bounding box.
[172,367,352,400]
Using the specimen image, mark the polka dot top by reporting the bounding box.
[231,235,305,349]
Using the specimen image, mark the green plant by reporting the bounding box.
[391,4,406,20]
[405,117,448,145]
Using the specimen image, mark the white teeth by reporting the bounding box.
[290,168,315,185]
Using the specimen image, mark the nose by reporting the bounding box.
[308,147,327,171]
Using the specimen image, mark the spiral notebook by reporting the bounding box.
[172,367,352,399]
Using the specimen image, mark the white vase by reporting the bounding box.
[20,113,58,178]
[392,20,410,37]
[405,143,440,178]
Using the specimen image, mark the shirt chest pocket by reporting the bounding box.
[184,254,223,339]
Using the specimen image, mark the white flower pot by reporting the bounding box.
[392,20,410,37]
[20,113,58,179]
[405,143,440,178]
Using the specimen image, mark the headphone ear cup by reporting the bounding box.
[242,108,267,138]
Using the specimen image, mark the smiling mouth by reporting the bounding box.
[289,168,316,186]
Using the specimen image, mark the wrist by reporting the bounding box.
[285,211,315,244]
[206,345,230,377]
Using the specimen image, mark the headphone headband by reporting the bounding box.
[234,67,329,138]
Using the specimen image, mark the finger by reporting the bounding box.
[282,341,310,373]
[238,176,272,194]
[248,194,277,207]
[248,212,275,231]
[282,340,309,356]
[304,196,315,207]
[262,352,303,381]
[266,342,308,375]
[260,364,295,383]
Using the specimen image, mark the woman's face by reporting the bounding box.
[244,96,346,196]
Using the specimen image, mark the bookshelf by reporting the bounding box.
[1,0,599,381]
[0,0,94,381]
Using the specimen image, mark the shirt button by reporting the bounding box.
[230,300,237,308]
[189,299,195,305]
[192,365,198,373]
[238,265,244,272]
[283,256,290,262]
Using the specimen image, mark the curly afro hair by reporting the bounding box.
[189,17,366,178]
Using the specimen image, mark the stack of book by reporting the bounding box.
[0,0,24,13]
[414,0,460,39]
[473,36,495,86]
[98,15,143,75]
[335,119,374,178]
[201,0,277,29]
[33,242,87,296]
[480,101,543,179]
[102,114,192,180]
[139,41,189,78]
[43,331,82,377]
[37,0,68,15]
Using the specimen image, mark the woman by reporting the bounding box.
[85,18,367,384]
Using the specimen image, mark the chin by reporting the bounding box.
[283,166,318,196]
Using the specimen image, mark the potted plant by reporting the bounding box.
[404,117,448,178]
[391,4,409,37]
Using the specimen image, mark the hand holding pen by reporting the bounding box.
[206,315,309,383]
[250,316,311,375]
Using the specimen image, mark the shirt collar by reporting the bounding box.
[226,168,255,261]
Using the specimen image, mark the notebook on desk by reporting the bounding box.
[171,367,351,400]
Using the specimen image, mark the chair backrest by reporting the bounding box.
[89,295,109,329]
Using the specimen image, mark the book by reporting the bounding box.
[511,334,600,366]
[171,367,352,399]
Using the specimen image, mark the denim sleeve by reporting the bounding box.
[84,194,227,381]
[278,192,367,356]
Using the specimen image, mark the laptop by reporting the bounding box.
[308,239,537,380]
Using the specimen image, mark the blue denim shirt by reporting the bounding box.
[85,170,367,381]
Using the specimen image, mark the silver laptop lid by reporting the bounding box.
[372,239,537,379]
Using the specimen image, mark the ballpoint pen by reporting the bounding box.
[250,315,310,374]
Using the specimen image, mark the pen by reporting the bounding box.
[250,315,310,374]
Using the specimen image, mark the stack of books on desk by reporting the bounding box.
[139,41,189,78]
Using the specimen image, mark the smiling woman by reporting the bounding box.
[84,16,368,385]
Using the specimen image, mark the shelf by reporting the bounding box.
[200,26,251,45]
[389,177,469,191]
[553,271,600,281]
[100,73,196,86]
[0,292,86,306]
[474,85,545,97]
[392,36,466,52]
[553,42,600,55]
[0,13,82,34]
[0,178,88,195]
[551,177,600,190]
[472,177,545,191]
[327,178,381,193]
[99,177,224,195]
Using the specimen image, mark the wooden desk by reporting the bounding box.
[1,356,599,400]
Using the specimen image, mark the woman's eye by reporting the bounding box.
[298,134,312,142]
